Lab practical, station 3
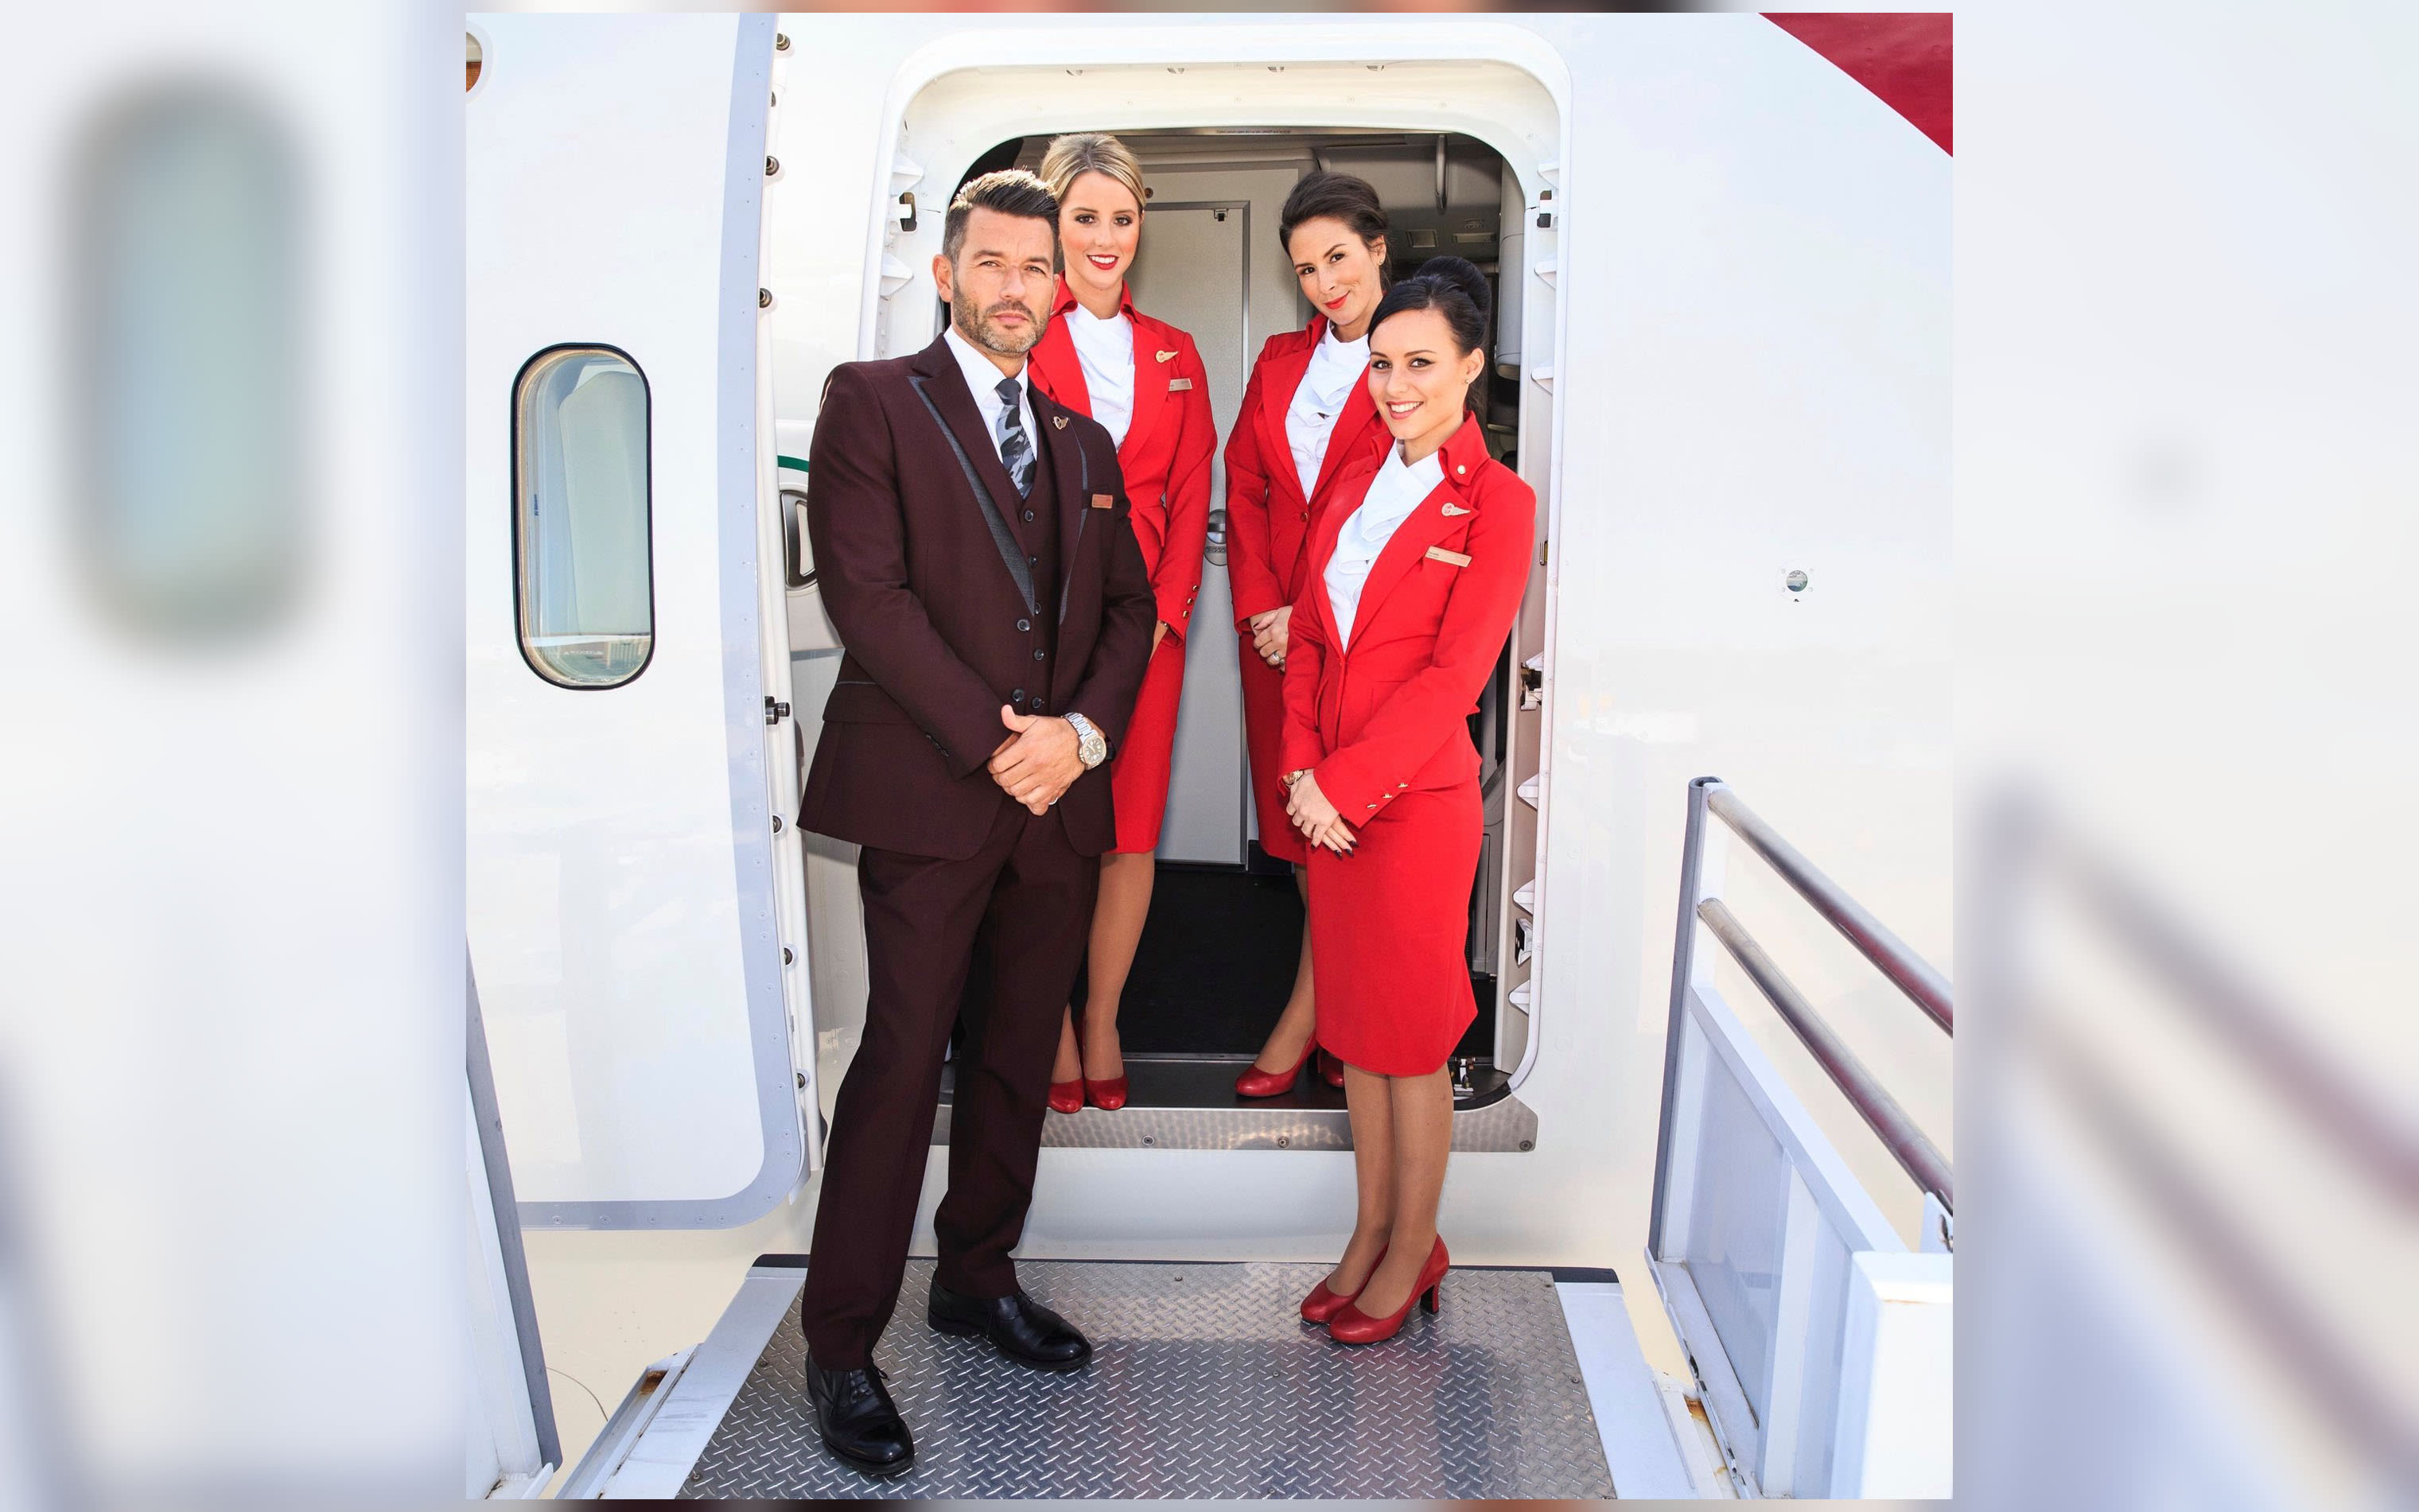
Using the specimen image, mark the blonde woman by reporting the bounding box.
[1025,133,1216,1112]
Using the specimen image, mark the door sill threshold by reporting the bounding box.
[932,1057,1534,1152]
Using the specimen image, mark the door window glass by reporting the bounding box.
[512,347,652,687]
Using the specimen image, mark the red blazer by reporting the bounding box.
[1223,313,1389,627]
[1279,418,1536,819]
[1027,278,1215,643]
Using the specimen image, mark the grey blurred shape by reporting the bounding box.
[1974,792,2419,1505]
[0,1097,78,1512]
[71,81,303,645]
[2041,813,2418,1207]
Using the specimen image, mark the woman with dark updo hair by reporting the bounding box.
[1277,256,1535,1344]
[1224,171,1396,1100]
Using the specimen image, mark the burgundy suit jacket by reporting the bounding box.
[800,332,1157,860]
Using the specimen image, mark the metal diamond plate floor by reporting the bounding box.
[679,1258,1616,1498]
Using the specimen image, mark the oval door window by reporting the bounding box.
[511,346,654,688]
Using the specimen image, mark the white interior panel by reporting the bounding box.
[1123,200,1250,865]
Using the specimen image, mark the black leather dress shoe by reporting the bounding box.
[805,1358,914,1477]
[927,1280,1094,1371]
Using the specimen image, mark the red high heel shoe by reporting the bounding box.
[1299,1243,1386,1324]
[1319,1050,1346,1089]
[1047,1079,1085,1114]
[1327,1237,1449,1344]
[1084,1075,1129,1111]
[1235,1036,1320,1098]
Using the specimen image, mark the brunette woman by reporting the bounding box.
[1279,258,1533,1343]
[1025,133,1215,1112]
[1223,171,1394,1098]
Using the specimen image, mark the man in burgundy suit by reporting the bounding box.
[794,169,1155,1477]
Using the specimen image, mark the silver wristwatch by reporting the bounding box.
[1064,712,1107,769]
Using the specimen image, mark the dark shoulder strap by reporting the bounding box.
[908,373,1037,616]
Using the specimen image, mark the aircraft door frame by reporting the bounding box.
[468,12,812,1230]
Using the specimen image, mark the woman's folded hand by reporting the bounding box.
[1285,770,1354,854]
[1250,605,1291,668]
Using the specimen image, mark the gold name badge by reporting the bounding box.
[1091,493,1116,510]
[1425,546,1472,567]
[1169,378,1194,391]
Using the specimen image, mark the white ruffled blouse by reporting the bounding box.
[1285,323,1369,499]
[1325,444,1443,650]
[1066,301,1134,448]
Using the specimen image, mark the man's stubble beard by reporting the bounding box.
[951,282,1044,360]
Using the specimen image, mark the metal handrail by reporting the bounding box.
[1699,897,1954,1208]
[1650,775,1954,1254]
[1707,786,1954,1035]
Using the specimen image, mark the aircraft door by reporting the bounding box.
[467,13,812,1230]
[1126,202,1250,865]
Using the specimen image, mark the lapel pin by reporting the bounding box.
[1441,501,1472,517]
[1052,415,1068,430]
[1157,349,1177,362]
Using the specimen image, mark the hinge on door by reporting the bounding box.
[764,697,790,726]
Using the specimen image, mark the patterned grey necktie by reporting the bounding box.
[995,375,1035,499]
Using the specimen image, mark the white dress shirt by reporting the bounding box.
[1066,302,1135,448]
[943,324,1038,471]
[1285,324,1369,499]
[1325,443,1444,650]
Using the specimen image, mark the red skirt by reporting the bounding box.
[1108,634,1187,854]
[1305,782,1480,1076]
[1237,633,1305,865]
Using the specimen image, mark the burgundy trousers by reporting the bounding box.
[799,798,1098,1369]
